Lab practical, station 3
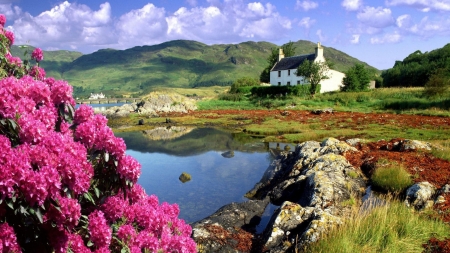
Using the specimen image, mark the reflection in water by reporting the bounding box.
[142,126,195,141]
[117,128,294,223]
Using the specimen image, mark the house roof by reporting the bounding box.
[271,53,316,71]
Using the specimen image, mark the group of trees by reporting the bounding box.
[382,45,450,88]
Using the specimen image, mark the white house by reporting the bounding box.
[89,92,106,100]
[270,42,345,93]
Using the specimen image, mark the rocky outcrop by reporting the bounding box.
[251,138,365,252]
[192,138,366,252]
[103,93,197,117]
[192,198,269,253]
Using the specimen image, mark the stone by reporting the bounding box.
[221,151,234,158]
[400,139,431,151]
[138,119,144,125]
[179,172,191,183]
[405,182,437,210]
[191,198,269,253]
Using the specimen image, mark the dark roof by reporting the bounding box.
[271,54,315,71]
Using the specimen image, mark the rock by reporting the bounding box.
[405,182,437,210]
[179,172,191,183]
[221,151,234,158]
[262,201,314,249]
[244,138,365,252]
[441,184,450,193]
[311,108,333,115]
[192,198,269,253]
[400,139,431,151]
[138,119,144,125]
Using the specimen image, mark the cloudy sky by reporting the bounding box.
[1,0,449,69]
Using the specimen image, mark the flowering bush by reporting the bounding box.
[0,14,196,253]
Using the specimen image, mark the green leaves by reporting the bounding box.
[0,118,21,146]
[296,60,331,95]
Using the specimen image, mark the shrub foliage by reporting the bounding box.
[0,14,196,253]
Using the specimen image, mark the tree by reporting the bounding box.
[423,68,450,98]
[229,77,259,93]
[341,63,371,92]
[296,60,331,95]
[260,41,296,83]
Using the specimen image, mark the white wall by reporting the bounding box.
[320,69,345,93]
[269,69,307,86]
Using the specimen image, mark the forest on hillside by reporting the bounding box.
[382,43,450,87]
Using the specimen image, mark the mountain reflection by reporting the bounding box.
[116,127,269,156]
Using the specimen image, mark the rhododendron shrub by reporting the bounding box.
[0,14,196,253]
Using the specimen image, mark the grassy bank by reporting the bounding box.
[197,87,450,117]
[305,199,449,253]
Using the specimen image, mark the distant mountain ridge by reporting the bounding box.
[12,40,379,97]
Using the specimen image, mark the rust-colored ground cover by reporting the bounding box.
[185,109,450,130]
[343,139,450,253]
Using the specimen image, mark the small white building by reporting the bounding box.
[89,92,106,100]
[270,42,345,93]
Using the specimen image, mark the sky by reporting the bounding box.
[1,0,449,70]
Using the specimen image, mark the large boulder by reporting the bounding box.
[405,182,437,210]
[244,138,365,252]
[191,198,269,253]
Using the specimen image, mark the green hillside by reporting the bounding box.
[10,45,83,79]
[12,40,378,98]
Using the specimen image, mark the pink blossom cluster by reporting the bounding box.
[102,192,197,252]
[0,14,196,253]
[31,48,44,62]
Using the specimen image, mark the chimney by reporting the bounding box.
[278,48,285,62]
[315,42,323,60]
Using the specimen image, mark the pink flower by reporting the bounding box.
[117,155,141,183]
[117,224,137,245]
[29,66,46,80]
[4,30,14,45]
[88,210,112,249]
[5,53,22,66]
[74,104,94,125]
[50,80,75,105]
[101,195,128,222]
[0,14,6,27]
[0,223,21,253]
[31,48,44,62]
[68,233,91,253]
[45,196,81,230]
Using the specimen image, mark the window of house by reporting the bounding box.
[278,71,281,77]
[288,70,291,76]
[297,80,300,85]
[287,81,291,86]
[278,82,281,86]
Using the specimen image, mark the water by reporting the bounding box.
[116,128,283,224]
[75,103,128,112]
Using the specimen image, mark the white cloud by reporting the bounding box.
[10,1,114,51]
[316,29,327,42]
[350,34,360,43]
[299,17,316,29]
[6,1,293,53]
[386,0,450,12]
[370,32,401,44]
[341,0,363,11]
[116,3,169,48]
[295,0,319,11]
[396,15,450,37]
[357,6,395,28]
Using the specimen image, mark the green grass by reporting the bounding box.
[371,163,413,193]
[305,200,450,253]
[430,139,450,161]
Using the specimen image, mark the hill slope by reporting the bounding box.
[13,40,378,97]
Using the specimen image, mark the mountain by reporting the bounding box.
[10,45,83,80]
[12,40,378,98]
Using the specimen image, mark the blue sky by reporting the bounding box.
[1,0,449,69]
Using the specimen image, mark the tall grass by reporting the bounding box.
[371,163,413,194]
[305,200,449,253]
[430,139,450,162]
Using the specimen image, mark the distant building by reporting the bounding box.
[270,42,345,93]
[89,93,106,99]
